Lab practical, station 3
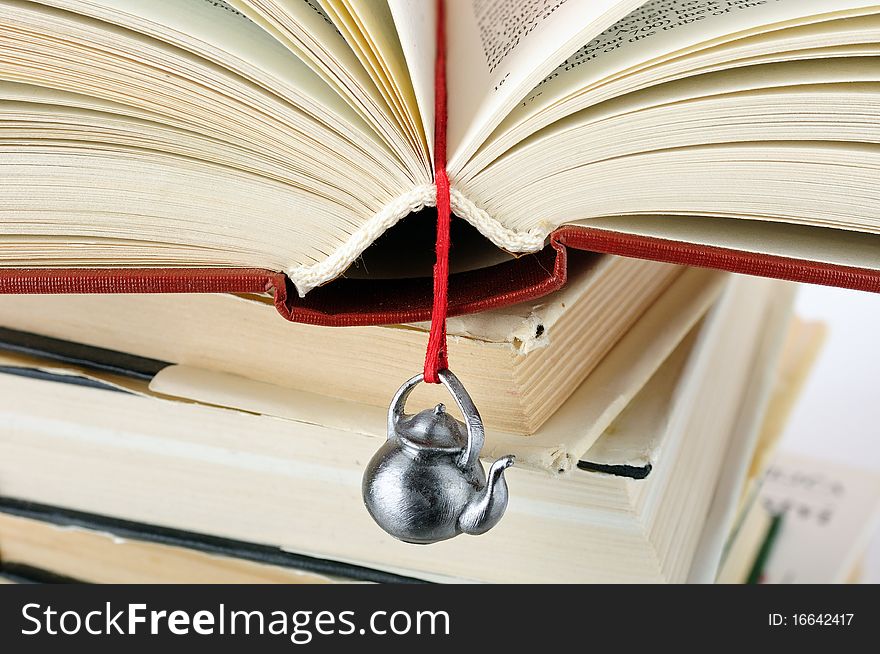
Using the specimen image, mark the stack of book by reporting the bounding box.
[0,264,799,583]
[0,1,877,582]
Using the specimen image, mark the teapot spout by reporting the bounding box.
[459,455,515,536]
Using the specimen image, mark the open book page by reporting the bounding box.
[0,1,422,275]
[466,13,880,177]
[445,0,644,175]
[227,0,428,178]
[224,1,359,96]
[472,53,880,179]
[480,0,880,167]
[21,0,420,193]
[458,37,880,261]
[344,0,428,157]
[388,0,436,158]
[34,0,375,143]
[225,0,378,117]
[317,1,427,166]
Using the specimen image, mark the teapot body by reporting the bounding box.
[363,439,488,544]
[362,370,513,544]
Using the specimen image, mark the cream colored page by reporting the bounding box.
[503,0,880,133]
[36,0,359,121]
[227,1,357,85]
[318,3,407,120]
[229,1,433,175]
[240,0,361,73]
[342,0,425,145]
[227,0,405,134]
[446,0,644,173]
[388,0,436,156]
[320,0,423,152]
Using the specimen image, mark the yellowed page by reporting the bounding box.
[340,0,428,155]
[226,1,360,102]
[318,0,422,157]
[231,0,384,105]
[494,0,880,153]
[227,0,427,176]
[34,0,372,138]
[388,0,436,157]
[446,0,644,173]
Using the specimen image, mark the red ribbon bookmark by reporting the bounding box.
[423,0,450,384]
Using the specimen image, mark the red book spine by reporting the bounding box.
[0,238,569,327]
[2,227,877,328]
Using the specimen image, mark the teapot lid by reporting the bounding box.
[396,404,466,451]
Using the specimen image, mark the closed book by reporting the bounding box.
[0,274,793,582]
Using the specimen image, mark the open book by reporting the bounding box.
[1,0,878,323]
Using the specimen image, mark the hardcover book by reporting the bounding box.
[0,0,878,323]
[0,274,795,582]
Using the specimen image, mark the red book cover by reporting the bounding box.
[1,226,877,327]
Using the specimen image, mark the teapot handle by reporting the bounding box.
[387,372,424,439]
[438,370,485,470]
[387,370,484,469]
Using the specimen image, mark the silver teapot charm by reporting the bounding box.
[362,369,514,544]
